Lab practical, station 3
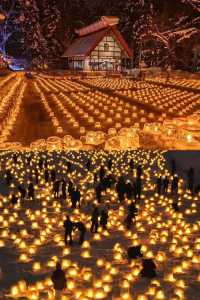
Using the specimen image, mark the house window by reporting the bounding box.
[104,43,109,52]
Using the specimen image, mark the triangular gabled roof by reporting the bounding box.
[62,17,133,58]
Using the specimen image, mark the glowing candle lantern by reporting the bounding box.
[32,262,41,272]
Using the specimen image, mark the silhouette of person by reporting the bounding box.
[126,181,133,200]
[116,176,126,203]
[129,158,134,170]
[127,245,143,262]
[125,213,134,230]
[171,175,179,194]
[100,209,108,230]
[51,262,66,300]
[163,176,169,194]
[63,216,73,245]
[137,165,142,178]
[140,259,157,278]
[91,207,99,233]
[108,159,112,171]
[136,177,142,200]
[86,159,91,171]
[99,166,106,182]
[74,222,86,245]
[11,194,18,206]
[51,169,56,182]
[71,188,81,209]
[172,201,179,212]
[5,169,12,186]
[96,184,102,203]
[61,180,67,199]
[28,182,34,200]
[44,169,49,183]
[128,202,138,219]
[39,158,43,170]
[18,184,26,200]
[156,176,162,195]
[53,180,60,198]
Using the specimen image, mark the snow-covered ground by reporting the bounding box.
[0,150,199,300]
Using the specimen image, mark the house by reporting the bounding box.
[62,16,133,72]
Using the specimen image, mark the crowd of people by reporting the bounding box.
[0,151,199,299]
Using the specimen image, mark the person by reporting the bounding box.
[129,158,134,170]
[95,183,102,203]
[44,169,49,183]
[156,176,162,195]
[18,184,26,200]
[53,180,60,198]
[5,169,12,186]
[10,194,18,206]
[140,259,157,278]
[74,222,86,245]
[91,207,99,233]
[108,159,112,171]
[100,209,108,230]
[71,188,81,209]
[127,245,143,262]
[63,216,73,245]
[28,182,34,200]
[136,177,142,200]
[86,159,91,171]
[61,180,67,199]
[51,262,66,300]
[51,169,56,182]
[172,201,179,212]
[163,176,169,194]
[171,175,179,194]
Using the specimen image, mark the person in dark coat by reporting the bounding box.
[18,184,26,200]
[127,245,143,262]
[136,177,142,200]
[10,194,18,206]
[95,183,103,203]
[163,176,169,194]
[67,161,72,173]
[38,158,43,170]
[68,180,73,197]
[63,216,73,245]
[44,169,49,183]
[171,176,179,194]
[126,181,133,200]
[28,182,34,200]
[99,166,106,182]
[53,180,60,198]
[61,180,67,199]
[128,202,138,219]
[100,209,108,230]
[74,222,86,245]
[51,262,66,300]
[5,169,12,186]
[137,165,142,178]
[108,159,112,171]
[172,201,179,212]
[86,159,91,171]
[116,176,126,203]
[156,176,162,195]
[140,259,157,278]
[129,158,134,170]
[51,169,56,182]
[90,207,99,233]
[71,188,81,209]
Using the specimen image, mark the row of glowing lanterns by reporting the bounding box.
[0,151,199,299]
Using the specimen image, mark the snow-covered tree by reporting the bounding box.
[18,0,48,67]
[0,0,21,58]
[38,0,62,59]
